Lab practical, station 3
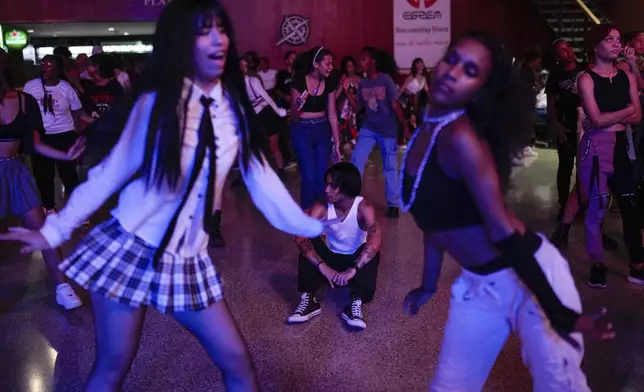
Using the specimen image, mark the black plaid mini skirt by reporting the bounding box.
[60,217,224,313]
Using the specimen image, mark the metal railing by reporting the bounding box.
[531,0,609,60]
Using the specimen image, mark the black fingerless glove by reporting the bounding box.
[495,231,579,334]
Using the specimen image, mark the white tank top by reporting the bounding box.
[406,76,426,95]
[325,196,367,255]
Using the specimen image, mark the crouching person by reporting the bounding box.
[289,162,382,329]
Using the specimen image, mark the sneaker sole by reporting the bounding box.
[57,299,83,310]
[341,313,366,329]
[587,281,607,289]
[627,276,644,285]
[287,309,322,324]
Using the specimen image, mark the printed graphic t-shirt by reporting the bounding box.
[23,79,83,135]
[81,79,124,118]
[358,73,399,138]
[545,66,583,132]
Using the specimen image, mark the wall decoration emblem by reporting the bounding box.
[277,15,310,46]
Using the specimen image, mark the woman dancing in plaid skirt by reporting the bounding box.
[0,1,324,391]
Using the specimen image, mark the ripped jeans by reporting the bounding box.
[578,130,642,263]
[430,235,589,392]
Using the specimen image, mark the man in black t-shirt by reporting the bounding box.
[546,40,583,216]
[275,51,297,109]
[81,54,124,119]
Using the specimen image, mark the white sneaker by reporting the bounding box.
[56,283,82,310]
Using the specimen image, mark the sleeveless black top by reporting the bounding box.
[588,69,630,112]
[403,136,483,232]
[0,92,29,141]
[291,74,337,113]
[0,92,44,154]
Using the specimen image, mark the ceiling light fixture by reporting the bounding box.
[124,32,130,36]
[27,29,35,33]
[108,27,115,32]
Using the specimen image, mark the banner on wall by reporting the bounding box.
[393,0,451,70]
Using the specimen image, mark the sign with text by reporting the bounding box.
[393,0,450,70]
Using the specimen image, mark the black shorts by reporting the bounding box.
[258,107,286,137]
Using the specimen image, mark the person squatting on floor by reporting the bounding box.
[289,162,382,330]
[398,30,613,391]
[0,1,327,391]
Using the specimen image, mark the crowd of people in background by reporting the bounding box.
[1,0,642,388]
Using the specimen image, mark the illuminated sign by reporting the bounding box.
[4,29,28,50]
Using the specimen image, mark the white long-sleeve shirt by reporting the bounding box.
[245,75,283,115]
[40,79,322,256]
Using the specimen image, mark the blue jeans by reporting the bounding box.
[351,128,399,207]
[291,118,332,209]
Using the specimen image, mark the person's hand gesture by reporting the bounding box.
[65,136,86,160]
[556,308,615,350]
[575,308,615,340]
[318,263,340,288]
[0,227,51,254]
[624,46,637,64]
[333,267,357,286]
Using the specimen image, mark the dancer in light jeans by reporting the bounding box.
[401,31,614,392]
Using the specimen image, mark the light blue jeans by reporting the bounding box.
[350,128,399,207]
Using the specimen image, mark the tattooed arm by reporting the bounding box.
[355,199,382,268]
[294,203,328,265]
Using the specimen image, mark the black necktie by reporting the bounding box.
[153,95,217,266]
[199,96,217,232]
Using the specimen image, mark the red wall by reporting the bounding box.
[1,0,550,68]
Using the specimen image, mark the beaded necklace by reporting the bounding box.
[399,110,465,212]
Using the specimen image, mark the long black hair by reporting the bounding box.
[293,46,333,78]
[448,31,535,191]
[84,0,269,191]
[361,47,399,79]
[340,56,357,76]
[410,57,425,76]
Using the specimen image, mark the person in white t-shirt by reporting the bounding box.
[23,55,93,213]
[258,57,278,91]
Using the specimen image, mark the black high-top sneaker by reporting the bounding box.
[627,264,644,285]
[550,223,570,249]
[287,292,321,324]
[588,262,607,289]
[342,296,366,330]
[208,210,225,248]
[386,207,400,219]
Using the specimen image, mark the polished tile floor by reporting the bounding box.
[2,149,644,392]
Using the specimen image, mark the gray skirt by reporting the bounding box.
[0,156,41,217]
